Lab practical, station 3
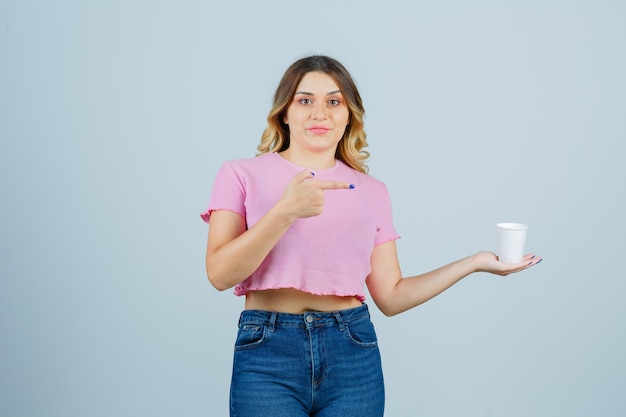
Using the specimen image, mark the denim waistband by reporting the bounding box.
[238,303,371,330]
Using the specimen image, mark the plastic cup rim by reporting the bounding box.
[496,222,529,230]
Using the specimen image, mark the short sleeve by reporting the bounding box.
[374,184,400,245]
[200,162,246,223]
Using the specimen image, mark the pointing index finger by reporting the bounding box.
[314,180,355,190]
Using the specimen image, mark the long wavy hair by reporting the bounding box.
[257,55,370,173]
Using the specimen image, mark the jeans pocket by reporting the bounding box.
[234,324,267,351]
[345,318,378,348]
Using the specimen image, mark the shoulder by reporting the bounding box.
[219,153,280,175]
[222,152,274,169]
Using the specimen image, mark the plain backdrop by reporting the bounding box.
[1,1,625,416]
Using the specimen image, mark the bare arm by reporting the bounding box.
[205,170,354,290]
[205,205,294,291]
[366,241,541,317]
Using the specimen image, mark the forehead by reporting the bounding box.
[295,71,340,93]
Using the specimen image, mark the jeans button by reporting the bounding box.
[306,315,313,323]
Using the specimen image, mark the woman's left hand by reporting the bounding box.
[472,251,542,276]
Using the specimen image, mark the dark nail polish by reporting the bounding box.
[349,184,355,189]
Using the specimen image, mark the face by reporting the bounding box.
[283,71,350,156]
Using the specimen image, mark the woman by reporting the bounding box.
[201,55,541,417]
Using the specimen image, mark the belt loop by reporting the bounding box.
[268,312,278,332]
[333,311,345,331]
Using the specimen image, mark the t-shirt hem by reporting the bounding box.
[200,208,245,224]
[374,234,401,246]
[234,285,366,302]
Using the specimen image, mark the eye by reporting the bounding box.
[298,98,312,105]
[328,98,341,106]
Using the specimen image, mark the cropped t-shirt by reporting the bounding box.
[201,152,400,301]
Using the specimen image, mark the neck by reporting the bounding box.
[279,148,337,170]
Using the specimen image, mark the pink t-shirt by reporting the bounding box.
[201,152,400,301]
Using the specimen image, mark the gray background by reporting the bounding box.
[1,1,625,416]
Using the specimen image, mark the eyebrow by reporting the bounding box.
[294,90,342,96]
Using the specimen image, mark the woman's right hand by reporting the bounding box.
[278,170,354,220]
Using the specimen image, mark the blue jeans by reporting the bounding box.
[229,303,385,417]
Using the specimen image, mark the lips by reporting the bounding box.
[308,126,330,134]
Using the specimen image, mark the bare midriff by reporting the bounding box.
[245,288,362,314]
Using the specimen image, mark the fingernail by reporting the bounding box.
[310,171,315,176]
[536,259,542,265]
[349,184,355,189]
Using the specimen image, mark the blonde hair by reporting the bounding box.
[257,55,370,173]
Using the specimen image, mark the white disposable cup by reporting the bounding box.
[496,223,529,263]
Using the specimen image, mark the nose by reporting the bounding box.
[310,101,327,120]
